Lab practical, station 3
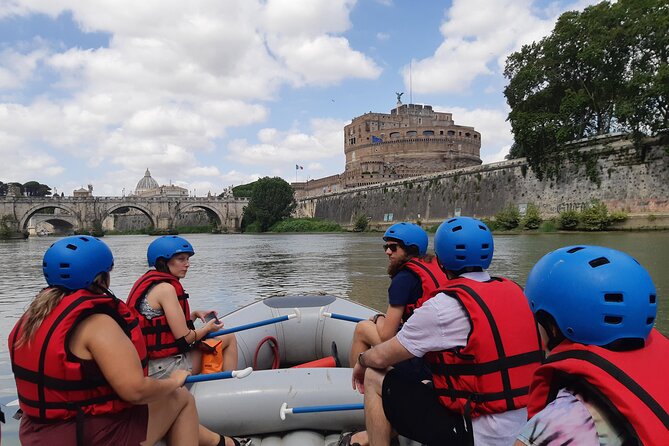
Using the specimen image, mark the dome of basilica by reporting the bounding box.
[135,168,159,194]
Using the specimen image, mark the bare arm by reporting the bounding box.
[376,304,404,342]
[72,313,188,404]
[352,336,414,393]
[150,282,221,343]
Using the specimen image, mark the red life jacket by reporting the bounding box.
[527,329,669,445]
[9,290,147,421]
[401,257,449,322]
[126,270,193,359]
[425,277,543,418]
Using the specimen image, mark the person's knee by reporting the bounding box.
[354,320,375,339]
[363,367,385,393]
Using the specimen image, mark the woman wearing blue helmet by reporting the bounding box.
[127,236,246,446]
[347,222,448,368]
[516,245,668,446]
[9,236,200,445]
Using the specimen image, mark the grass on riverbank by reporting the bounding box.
[270,218,343,233]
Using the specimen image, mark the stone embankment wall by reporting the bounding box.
[295,135,668,228]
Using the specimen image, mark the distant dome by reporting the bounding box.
[135,168,159,194]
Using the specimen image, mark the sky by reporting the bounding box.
[0,0,598,197]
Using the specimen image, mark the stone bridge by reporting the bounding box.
[0,195,249,235]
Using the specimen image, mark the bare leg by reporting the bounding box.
[219,334,238,371]
[364,368,393,446]
[144,387,198,446]
[349,320,382,366]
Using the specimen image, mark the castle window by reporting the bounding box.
[423,130,434,136]
[440,130,444,135]
[390,132,400,138]
[473,134,478,139]
[465,132,471,137]
[407,131,417,137]
[447,130,455,136]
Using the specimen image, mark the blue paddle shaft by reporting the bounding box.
[328,313,365,323]
[206,314,292,338]
[184,371,233,383]
[292,403,364,414]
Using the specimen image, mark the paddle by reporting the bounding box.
[321,311,365,323]
[279,402,364,420]
[4,367,255,407]
[206,310,301,338]
[185,366,253,384]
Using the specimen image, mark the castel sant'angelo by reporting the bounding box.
[293,99,482,199]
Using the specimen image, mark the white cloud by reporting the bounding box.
[434,104,512,164]
[376,32,390,41]
[407,0,596,94]
[228,118,346,170]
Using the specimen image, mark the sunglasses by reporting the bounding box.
[383,243,400,252]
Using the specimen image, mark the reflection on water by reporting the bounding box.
[0,231,667,443]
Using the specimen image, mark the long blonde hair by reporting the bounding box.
[14,272,111,349]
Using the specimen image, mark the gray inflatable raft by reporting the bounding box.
[189,295,423,445]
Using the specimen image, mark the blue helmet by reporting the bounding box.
[147,236,195,267]
[525,245,657,346]
[383,223,428,256]
[43,236,114,291]
[434,217,493,271]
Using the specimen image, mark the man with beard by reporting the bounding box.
[343,217,542,446]
[348,222,448,375]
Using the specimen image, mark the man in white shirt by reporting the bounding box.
[349,217,542,446]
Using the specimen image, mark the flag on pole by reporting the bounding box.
[295,164,304,170]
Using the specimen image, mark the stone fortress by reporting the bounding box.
[293,101,481,198]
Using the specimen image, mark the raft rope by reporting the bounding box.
[254,336,280,369]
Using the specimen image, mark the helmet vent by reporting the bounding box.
[647,317,655,325]
[456,255,466,260]
[61,274,71,279]
[478,225,487,231]
[59,263,70,268]
[650,294,656,304]
[604,316,622,325]
[447,218,457,223]
[481,255,489,260]
[66,244,78,251]
[566,247,585,254]
[456,244,465,250]
[604,293,623,303]
[451,225,463,232]
[589,257,610,268]
[481,243,489,249]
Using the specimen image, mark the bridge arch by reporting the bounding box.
[102,203,158,229]
[178,203,225,229]
[19,203,82,231]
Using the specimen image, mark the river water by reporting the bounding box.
[0,232,667,442]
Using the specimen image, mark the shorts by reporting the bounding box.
[381,367,473,446]
[20,404,148,446]
[148,353,193,379]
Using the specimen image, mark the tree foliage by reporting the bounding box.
[0,180,52,196]
[241,177,296,232]
[504,0,669,179]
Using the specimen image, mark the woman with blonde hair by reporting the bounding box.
[9,235,199,445]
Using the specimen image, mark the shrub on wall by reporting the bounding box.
[353,214,369,232]
[580,200,612,231]
[495,204,521,230]
[558,210,580,230]
[521,204,543,229]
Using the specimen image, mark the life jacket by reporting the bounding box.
[126,270,194,359]
[401,257,449,322]
[527,329,669,445]
[9,290,147,421]
[425,277,543,418]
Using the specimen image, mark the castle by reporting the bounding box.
[293,103,481,198]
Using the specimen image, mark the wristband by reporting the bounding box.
[372,313,386,324]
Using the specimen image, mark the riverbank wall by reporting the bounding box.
[295,135,669,229]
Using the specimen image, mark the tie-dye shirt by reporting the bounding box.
[517,388,626,446]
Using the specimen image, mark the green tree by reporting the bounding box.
[504,0,669,179]
[495,204,521,230]
[242,177,296,232]
[23,181,52,197]
[521,204,543,230]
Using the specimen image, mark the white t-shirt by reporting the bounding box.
[396,271,528,446]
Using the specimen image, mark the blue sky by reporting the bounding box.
[0,0,597,196]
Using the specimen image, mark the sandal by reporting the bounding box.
[337,431,361,446]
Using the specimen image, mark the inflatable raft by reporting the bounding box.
[190,294,375,445]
